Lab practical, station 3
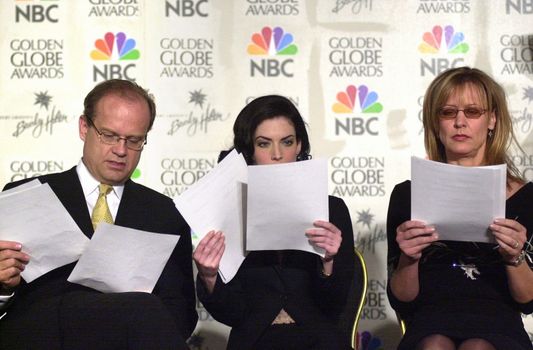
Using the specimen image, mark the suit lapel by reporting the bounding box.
[114,179,137,228]
[50,167,94,238]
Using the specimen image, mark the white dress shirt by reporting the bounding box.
[76,159,124,220]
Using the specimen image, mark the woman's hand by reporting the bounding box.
[490,218,527,264]
[192,231,225,294]
[492,218,533,303]
[305,220,342,261]
[390,221,438,302]
[396,220,439,261]
[306,220,342,276]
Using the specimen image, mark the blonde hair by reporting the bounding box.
[422,66,524,185]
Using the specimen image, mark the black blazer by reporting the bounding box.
[197,196,355,349]
[2,166,198,339]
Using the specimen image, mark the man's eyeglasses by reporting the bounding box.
[438,107,487,120]
[84,117,147,151]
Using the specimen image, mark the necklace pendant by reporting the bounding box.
[459,263,480,280]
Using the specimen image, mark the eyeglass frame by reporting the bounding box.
[83,116,147,151]
[437,106,488,120]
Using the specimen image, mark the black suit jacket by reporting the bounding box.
[197,196,355,349]
[2,166,198,339]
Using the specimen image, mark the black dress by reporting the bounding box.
[387,180,533,350]
[197,196,355,350]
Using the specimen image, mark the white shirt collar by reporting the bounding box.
[76,159,124,200]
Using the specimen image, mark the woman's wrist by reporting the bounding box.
[199,271,218,281]
[199,273,218,294]
[322,255,334,263]
[505,250,527,267]
[399,252,421,266]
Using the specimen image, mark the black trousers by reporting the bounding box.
[0,291,188,350]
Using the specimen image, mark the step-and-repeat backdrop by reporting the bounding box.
[1,1,532,348]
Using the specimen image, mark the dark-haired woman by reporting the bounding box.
[194,95,356,350]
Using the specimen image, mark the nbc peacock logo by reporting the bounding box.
[248,26,297,77]
[418,25,469,77]
[91,32,140,60]
[332,85,383,136]
[247,26,298,56]
[332,85,383,114]
[91,32,140,82]
[418,25,469,54]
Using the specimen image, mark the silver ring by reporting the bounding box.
[513,240,519,249]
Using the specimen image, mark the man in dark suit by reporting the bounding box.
[0,79,197,349]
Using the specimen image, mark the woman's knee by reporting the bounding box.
[458,338,496,350]
[416,334,456,350]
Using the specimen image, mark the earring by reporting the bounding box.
[488,129,493,138]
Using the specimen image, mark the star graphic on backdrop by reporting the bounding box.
[356,209,374,229]
[523,86,533,104]
[188,89,207,108]
[34,91,52,110]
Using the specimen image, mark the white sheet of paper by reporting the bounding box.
[0,179,41,198]
[246,158,328,256]
[67,223,180,293]
[411,157,506,243]
[174,149,248,283]
[0,183,89,282]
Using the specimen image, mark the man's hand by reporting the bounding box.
[0,240,30,293]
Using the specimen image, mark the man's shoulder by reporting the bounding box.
[121,180,189,235]
[3,167,76,191]
[125,180,172,201]
[125,180,173,205]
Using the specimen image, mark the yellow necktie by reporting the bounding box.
[91,184,114,230]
